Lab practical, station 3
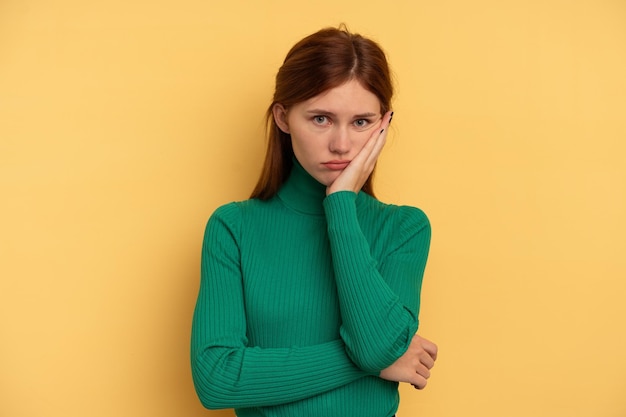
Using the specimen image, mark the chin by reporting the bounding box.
[316,172,339,187]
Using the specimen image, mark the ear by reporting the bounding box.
[272,103,290,134]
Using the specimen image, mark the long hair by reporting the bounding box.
[250,26,394,200]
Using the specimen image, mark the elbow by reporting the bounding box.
[344,341,400,373]
[196,393,224,411]
[193,382,226,411]
[340,315,418,373]
[340,330,403,373]
[191,355,234,410]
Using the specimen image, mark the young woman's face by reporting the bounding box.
[274,79,383,187]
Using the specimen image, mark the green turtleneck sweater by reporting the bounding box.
[191,161,431,417]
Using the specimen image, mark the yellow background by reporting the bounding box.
[1,1,625,416]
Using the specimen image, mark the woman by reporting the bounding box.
[191,26,437,417]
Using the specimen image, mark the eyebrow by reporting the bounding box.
[305,109,379,118]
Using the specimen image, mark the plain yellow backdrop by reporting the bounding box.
[1,1,625,416]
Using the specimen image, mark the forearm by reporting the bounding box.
[191,334,366,409]
[323,192,429,372]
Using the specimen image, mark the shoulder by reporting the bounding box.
[204,199,248,231]
[208,197,267,218]
[205,198,273,231]
[355,194,432,257]
[396,204,430,233]
[359,193,429,228]
[207,201,241,226]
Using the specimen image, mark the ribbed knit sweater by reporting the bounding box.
[191,161,431,417]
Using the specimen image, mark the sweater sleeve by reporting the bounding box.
[190,203,366,410]
[323,191,431,373]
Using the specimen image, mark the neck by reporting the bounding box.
[277,159,327,216]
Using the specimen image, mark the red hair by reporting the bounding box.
[251,26,394,200]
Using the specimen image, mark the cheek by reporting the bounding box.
[354,132,371,151]
[291,128,325,152]
[290,135,317,163]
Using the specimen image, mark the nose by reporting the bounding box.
[329,125,350,155]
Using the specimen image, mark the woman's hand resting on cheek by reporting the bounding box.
[326,111,394,196]
[379,334,438,389]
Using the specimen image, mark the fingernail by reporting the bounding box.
[380,128,385,134]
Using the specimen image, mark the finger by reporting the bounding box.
[362,132,385,170]
[370,110,393,140]
[382,110,394,130]
[363,110,393,153]
[415,334,438,361]
[415,362,431,380]
[411,374,428,390]
[373,111,393,144]
[348,125,380,167]
[354,111,393,165]
[422,340,438,362]
[419,351,435,370]
[362,112,392,167]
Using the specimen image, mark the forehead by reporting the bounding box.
[299,79,381,114]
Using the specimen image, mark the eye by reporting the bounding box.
[312,115,329,125]
[353,119,370,129]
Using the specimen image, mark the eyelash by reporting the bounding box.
[311,116,371,128]
[313,116,329,125]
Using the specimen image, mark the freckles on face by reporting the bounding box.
[286,79,382,186]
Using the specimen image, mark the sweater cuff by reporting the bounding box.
[323,191,359,230]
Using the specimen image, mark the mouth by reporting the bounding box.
[322,160,351,171]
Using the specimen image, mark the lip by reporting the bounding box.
[322,160,351,170]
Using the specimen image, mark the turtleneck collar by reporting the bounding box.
[277,159,327,216]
